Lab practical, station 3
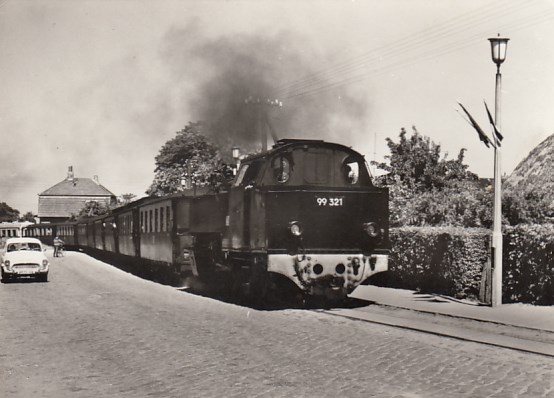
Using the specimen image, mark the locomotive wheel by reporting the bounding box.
[249,271,269,305]
[247,264,270,302]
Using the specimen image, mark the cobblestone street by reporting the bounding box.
[1,252,553,398]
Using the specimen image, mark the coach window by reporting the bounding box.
[160,208,165,232]
[155,208,159,232]
[149,210,153,233]
[166,206,171,231]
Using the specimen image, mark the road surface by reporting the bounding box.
[1,251,552,397]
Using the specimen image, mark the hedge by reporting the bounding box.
[371,224,554,305]
[504,224,554,305]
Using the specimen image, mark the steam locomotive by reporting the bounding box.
[25,139,390,303]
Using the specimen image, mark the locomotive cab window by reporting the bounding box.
[234,164,249,187]
[234,161,263,187]
[304,150,330,184]
[342,157,360,185]
[271,154,292,184]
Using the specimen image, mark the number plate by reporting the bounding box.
[14,267,38,274]
[316,196,344,207]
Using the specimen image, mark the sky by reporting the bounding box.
[1,0,554,214]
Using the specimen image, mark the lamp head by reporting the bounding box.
[232,146,240,160]
[488,34,509,66]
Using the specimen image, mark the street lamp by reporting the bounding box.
[232,146,240,175]
[488,34,509,307]
[232,146,240,160]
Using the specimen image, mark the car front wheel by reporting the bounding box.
[1,269,12,283]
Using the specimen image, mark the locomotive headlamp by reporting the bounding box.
[363,222,380,238]
[182,250,191,260]
[289,221,303,236]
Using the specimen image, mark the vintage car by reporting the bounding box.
[1,237,49,282]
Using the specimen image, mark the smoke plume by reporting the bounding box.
[160,23,372,155]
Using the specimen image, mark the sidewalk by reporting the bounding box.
[351,285,554,332]
[340,285,554,357]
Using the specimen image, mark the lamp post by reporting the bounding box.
[488,34,509,307]
[232,146,240,175]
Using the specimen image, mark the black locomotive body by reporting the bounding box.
[25,139,390,301]
[219,139,390,299]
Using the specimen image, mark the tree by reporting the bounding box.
[19,212,36,222]
[0,202,20,222]
[146,122,233,196]
[503,187,554,225]
[373,127,489,227]
[373,126,477,191]
[72,200,110,219]
[118,193,137,206]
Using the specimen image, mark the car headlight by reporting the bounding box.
[4,260,11,270]
[42,259,49,267]
[289,221,303,237]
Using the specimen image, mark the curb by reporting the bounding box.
[325,306,554,358]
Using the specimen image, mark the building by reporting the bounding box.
[38,166,116,223]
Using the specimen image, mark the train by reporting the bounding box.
[23,139,390,303]
[0,221,34,240]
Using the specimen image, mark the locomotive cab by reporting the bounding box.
[224,139,390,300]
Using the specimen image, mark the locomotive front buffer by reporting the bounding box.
[268,252,388,300]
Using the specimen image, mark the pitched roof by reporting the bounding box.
[38,196,112,218]
[39,178,115,197]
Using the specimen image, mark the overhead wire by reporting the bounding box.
[279,4,554,101]
[273,0,551,101]
[275,0,532,97]
[275,0,534,97]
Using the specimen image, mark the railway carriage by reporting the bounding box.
[1,222,33,241]
[22,223,55,246]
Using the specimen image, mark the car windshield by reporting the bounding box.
[7,242,41,252]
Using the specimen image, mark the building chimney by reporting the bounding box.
[93,175,99,184]
[67,166,74,181]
